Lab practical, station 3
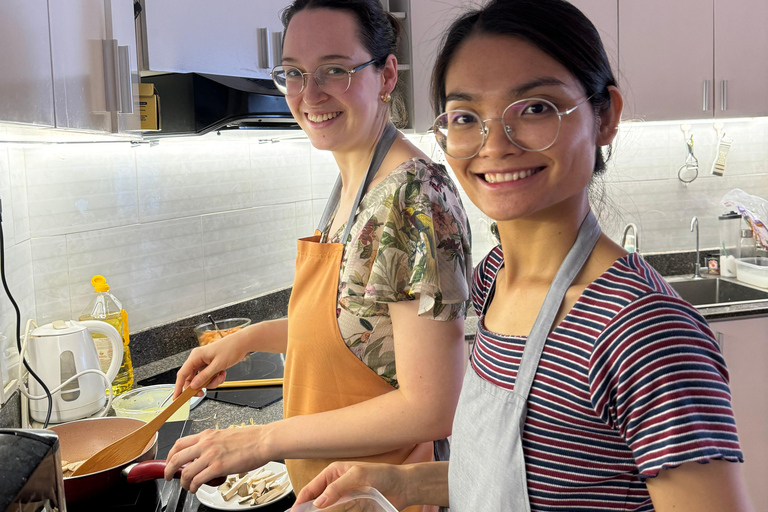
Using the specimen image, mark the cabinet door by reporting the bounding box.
[619,0,714,121]
[709,317,768,511]
[142,0,290,80]
[715,0,768,118]
[107,0,141,134]
[0,0,54,127]
[48,0,113,133]
[569,0,618,79]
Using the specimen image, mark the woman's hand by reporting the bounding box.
[293,462,411,511]
[172,341,241,399]
[163,426,267,493]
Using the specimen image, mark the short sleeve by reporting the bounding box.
[589,294,744,478]
[359,160,472,320]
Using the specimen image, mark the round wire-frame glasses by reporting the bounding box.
[432,95,594,159]
[271,59,377,97]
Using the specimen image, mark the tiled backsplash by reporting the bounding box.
[1,117,768,397]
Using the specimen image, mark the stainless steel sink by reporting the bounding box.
[664,277,768,307]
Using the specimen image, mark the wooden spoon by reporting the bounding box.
[71,385,201,476]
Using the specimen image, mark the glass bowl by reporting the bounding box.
[111,384,190,422]
[193,317,251,346]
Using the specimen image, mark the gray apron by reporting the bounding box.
[448,212,601,511]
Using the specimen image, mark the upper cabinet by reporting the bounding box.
[138,0,292,80]
[619,0,768,121]
[0,0,55,127]
[569,0,618,77]
[0,0,140,135]
[49,0,140,134]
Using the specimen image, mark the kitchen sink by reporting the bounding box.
[664,277,768,307]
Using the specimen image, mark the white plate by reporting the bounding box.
[196,461,292,511]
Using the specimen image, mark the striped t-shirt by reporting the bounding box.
[471,246,743,511]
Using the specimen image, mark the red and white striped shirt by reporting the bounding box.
[471,247,743,511]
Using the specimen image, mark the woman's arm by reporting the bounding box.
[173,317,289,396]
[294,461,450,510]
[166,299,467,492]
[646,460,754,512]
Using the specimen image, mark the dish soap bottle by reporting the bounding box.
[78,275,134,395]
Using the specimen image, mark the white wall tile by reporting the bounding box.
[29,236,70,326]
[137,139,252,222]
[295,200,315,237]
[201,204,297,307]
[24,143,139,237]
[0,239,35,387]
[0,146,14,247]
[8,148,29,243]
[65,218,206,331]
[250,139,312,206]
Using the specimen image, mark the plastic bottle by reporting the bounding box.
[78,275,134,396]
[738,228,757,260]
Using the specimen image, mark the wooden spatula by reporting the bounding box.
[71,385,201,476]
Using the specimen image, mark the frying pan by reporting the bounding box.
[50,416,227,504]
[49,416,160,504]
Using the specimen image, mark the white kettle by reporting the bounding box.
[25,320,123,423]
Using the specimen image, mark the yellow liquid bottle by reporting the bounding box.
[78,275,134,396]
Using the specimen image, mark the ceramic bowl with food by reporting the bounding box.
[111,384,191,422]
[194,318,251,346]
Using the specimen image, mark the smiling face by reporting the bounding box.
[442,34,617,223]
[281,8,393,153]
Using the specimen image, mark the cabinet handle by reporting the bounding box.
[118,45,134,114]
[257,27,270,69]
[702,80,711,111]
[720,80,728,111]
[103,39,120,113]
[271,31,283,70]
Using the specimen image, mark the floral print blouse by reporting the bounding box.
[322,158,472,388]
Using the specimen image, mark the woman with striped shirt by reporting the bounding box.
[293,0,754,511]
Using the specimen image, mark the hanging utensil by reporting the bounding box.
[678,124,699,184]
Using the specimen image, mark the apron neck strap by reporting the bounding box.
[514,211,601,399]
[316,123,399,243]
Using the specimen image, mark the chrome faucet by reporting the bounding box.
[621,223,640,253]
[690,216,702,279]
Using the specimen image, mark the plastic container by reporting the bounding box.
[287,488,398,512]
[78,275,133,396]
[194,318,251,346]
[735,257,768,288]
[112,384,190,422]
[719,212,741,277]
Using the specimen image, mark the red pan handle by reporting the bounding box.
[123,460,227,487]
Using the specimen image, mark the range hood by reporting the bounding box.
[143,72,299,136]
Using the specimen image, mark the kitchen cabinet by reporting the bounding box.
[0,0,55,127]
[49,0,141,134]
[709,316,768,511]
[138,0,292,80]
[0,0,140,134]
[619,0,768,121]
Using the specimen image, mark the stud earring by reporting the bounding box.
[380,92,391,103]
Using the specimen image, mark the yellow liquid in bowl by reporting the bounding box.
[112,386,190,422]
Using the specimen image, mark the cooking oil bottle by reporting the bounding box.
[78,275,134,396]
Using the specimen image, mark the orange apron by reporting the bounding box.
[283,124,435,511]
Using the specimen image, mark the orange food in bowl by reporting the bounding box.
[198,326,242,346]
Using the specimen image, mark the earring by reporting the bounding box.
[380,92,391,103]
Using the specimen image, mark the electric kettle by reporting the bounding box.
[25,320,123,423]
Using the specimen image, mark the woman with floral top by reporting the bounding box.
[163,0,472,506]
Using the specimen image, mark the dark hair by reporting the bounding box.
[430,0,617,175]
[281,0,401,71]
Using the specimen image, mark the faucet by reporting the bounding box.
[690,216,702,279]
[621,223,640,253]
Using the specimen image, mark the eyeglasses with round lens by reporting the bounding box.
[271,59,377,97]
[432,96,593,159]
